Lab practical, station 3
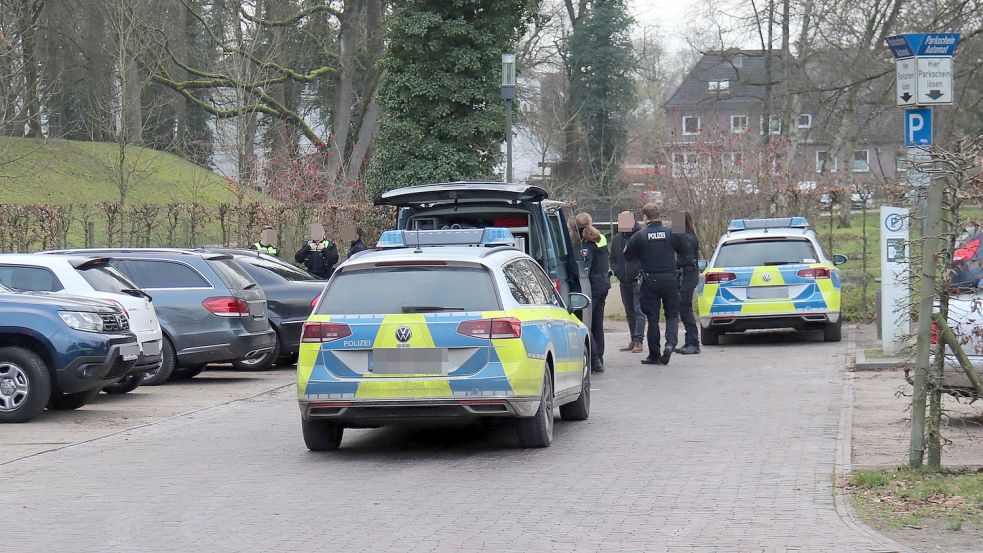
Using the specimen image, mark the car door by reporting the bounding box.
[547,207,592,330]
[527,259,584,396]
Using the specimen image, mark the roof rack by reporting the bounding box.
[376,227,518,249]
[728,217,809,232]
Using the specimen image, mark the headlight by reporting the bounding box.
[59,311,105,333]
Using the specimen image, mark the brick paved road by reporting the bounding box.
[3,331,904,552]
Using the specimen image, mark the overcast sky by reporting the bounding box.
[630,0,702,51]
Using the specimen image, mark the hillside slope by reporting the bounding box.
[0,137,241,206]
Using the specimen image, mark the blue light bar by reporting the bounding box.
[375,227,517,249]
[727,217,809,232]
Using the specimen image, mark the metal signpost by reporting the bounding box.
[885,32,961,468]
[880,207,910,356]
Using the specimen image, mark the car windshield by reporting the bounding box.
[317,266,500,315]
[78,265,137,294]
[715,239,818,267]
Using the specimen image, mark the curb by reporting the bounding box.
[834,343,921,553]
[855,348,905,371]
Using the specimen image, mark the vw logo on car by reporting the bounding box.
[395,327,412,343]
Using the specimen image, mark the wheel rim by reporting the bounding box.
[544,373,554,441]
[0,362,30,412]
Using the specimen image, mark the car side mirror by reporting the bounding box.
[698,260,709,272]
[568,292,591,312]
[833,254,848,266]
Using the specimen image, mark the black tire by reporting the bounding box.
[824,317,843,342]
[102,373,142,395]
[302,418,344,451]
[49,388,100,411]
[0,347,52,423]
[233,331,281,371]
[560,348,590,421]
[701,328,720,346]
[170,366,204,381]
[516,367,554,448]
[277,351,299,366]
[142,338,176,386]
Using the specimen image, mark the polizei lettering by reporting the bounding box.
[648,231,667,240]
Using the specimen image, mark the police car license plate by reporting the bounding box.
[371,349,448,375]
[747,286,788,299]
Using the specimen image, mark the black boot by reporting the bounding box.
[660,347,673,365]
[640,356,662,365]
[675,345,701,355]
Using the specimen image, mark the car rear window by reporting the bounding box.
[318,266,500,315]
[123,259,210,289]
[207,258,257,291]
[0,265,64,292]
[78,265,137,293]
[714,239,819,267]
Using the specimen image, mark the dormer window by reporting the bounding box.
[708,80,730,92]
[732,54,744,68]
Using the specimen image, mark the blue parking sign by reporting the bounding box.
[904,108,932,147]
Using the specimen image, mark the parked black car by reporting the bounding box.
[0,285,141,422]
[200,249,326,368]
[45,249,276,382]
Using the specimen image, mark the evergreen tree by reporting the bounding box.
[566,0,635,196]
[365,0,537,198]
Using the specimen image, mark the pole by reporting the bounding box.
[909,172,943,468]
[505,98,513,183]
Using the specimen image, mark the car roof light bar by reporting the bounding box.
[376,227,517,249]
[727,217,809,232]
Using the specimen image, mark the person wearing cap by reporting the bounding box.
[251,225,279,256]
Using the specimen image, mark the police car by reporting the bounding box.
[697,217,847,345]
[297,228,592,451]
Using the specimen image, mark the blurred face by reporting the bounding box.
[617,211,635,233]
[310,224,325,242]
[261,228,277,244]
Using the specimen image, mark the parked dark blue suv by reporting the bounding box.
[0,285,141,423]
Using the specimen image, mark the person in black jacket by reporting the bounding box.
[610,211,645,354]
[348,226,367,258]
[675,212,701,355]
[625,202,686,366]
[295,224,339,279]
[575,213,611,373]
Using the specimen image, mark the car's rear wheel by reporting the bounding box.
[102,373,143,395]
[278,351,299,366]
[0,347,51,423]
[302,418,344,451]
[142,337,176,386]
[560,348,590,421]
[701,328,720,346]
[48,388,100,411]
[233,331,280,371]
[170,365,204,381]
[516,367,554,448]
[824,317,842,342]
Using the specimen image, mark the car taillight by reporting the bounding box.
[202,296,249,317]
[797,267,831,279]
[310,294,321,309]
[930,321,939,345]
[551,279,562,295]
[301,322,352,343]
[705,272,737,283]
[456,318,522,339]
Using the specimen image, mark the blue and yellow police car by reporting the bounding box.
[697,217,847,345]
[297,228,592,450]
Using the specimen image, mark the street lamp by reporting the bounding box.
[501,53,516,183]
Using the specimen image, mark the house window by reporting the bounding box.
[730,115,749,133]
[672,152,697,176]
[896,152,907,173]
[759,114,781,135]
[816,151,838,173]
[732,54,744,68]
[682,116,700,135]
[797,114,812,129]
[708,80,730,92]
[852,150,870,172]
[723,152,743,172]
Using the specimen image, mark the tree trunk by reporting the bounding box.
[20,0,43,138]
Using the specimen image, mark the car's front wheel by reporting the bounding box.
[0,347,51,423]
[516,367,554,448]
[302,418,344,451]
[560,348,590,421]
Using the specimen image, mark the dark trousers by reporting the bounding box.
[640,273,680,355]
[590,289,608,367]
[679,270,700,347]
[619,281,644,343]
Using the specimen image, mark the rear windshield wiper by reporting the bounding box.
[763,261,797,266]
[121,288,152,301]
[243,283,258,290]
[401,305,464,313]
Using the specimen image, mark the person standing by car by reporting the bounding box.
[251,225,279,256]
[295,223,339,279]
[610,211,645,354]
[348,226,367,258]
[574,213,611,373]
[675,212,701,355]
[625,202,685,366]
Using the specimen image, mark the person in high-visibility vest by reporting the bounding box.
[251,225,279,256]
[295,223,338,279]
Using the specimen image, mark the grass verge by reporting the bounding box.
[849,467,983,532]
